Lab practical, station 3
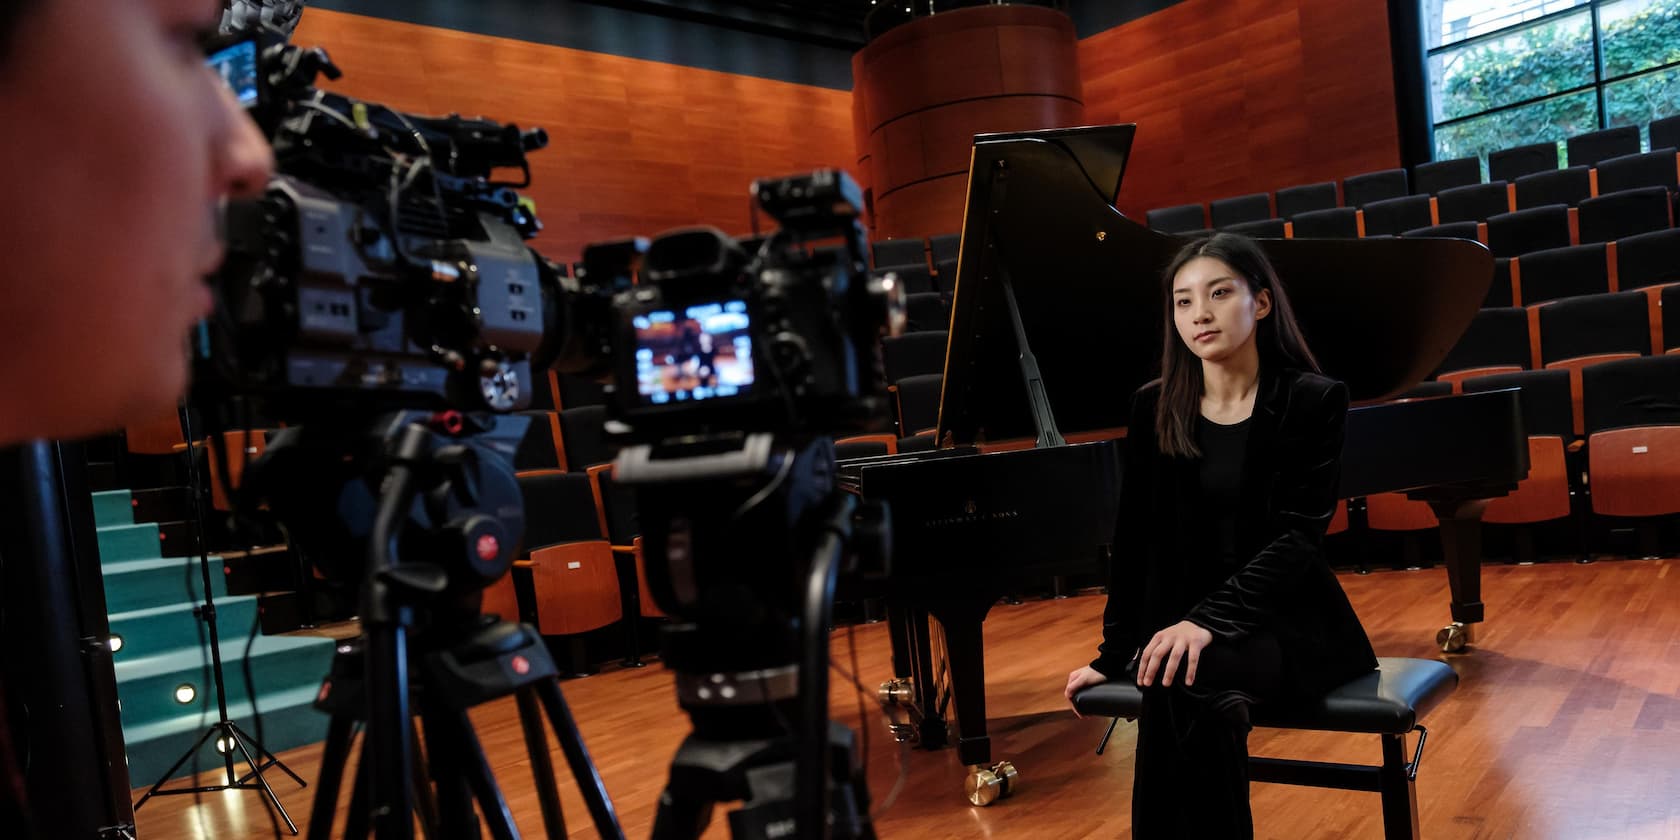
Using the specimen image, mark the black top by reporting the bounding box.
[1195,415,1251,574]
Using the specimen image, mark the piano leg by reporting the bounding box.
[929,600,1021,807]
[1428,499,1488,653]
[881,603,947,750]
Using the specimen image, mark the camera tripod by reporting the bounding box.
[306,616,622,840]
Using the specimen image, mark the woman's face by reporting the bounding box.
[1171,256,1272,363]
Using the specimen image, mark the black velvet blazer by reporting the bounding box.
[1090,365,1378,697]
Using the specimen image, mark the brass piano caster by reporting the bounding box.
[888,722,919,744]
[878,678,913,706]
[965,761,1019,807]
[1436,622,1471,653]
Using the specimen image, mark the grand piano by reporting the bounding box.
[837,124,1527,803]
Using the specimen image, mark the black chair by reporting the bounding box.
[933,258,957,291]
[1461,369,1579,533]
[1595,149,1679,194]
[1582,354,1680,432]
[1579,356,1680,525]
[1145,204,1206,234]
[882,330,948,383]
[874,263,936,295]
[558,405,613,470]
[1342,169,1410,207]
[1652,115,1680,155]
[516,471,623,673]
[1436,181,1510,223]
[1225,218,1286,237]
[1514,166,1593,209]
[1275,182,1338,219]
[1463,369,1574,440]
[1361,195,1434,236]
[1073,658,1457,840]
[1578,186,1673,244]
[1490,142,1560,183]
[871,237,925,268]
[1516,243,1611,306]
[1435,306,1530,381]
[928,232,961,265]
[1664,284,1680,352]
[1489,258,1515,307]
[1537,291,1653,369]
[1485,204,1572,257]
[894,373,942,434]
[514,410,563,472]
[1414,157,1481,194]
[1398,380,1455,399]
[834,438,891,460]
[1615,228,1680,290]
[897,433,937,453]
[1402,221,1478,240]
[1291,207,1361,239]
[1209,193,1271,228]
[905,291,951,332]
[556,373,607,409]
[1567,126,1641,168]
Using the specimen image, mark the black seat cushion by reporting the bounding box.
[1436,181,1511,223]
[1210,193,1272,228]
[1146,203,1206,234]
[1653,115,1680,155]
[1225,218,1286,237]
[1275,182,1338,219]
[1402,221,1479,240]
[1361,194,1434,236]
[1291,207,1361,239]
[1490,142,1560,183]
[1514,166,1593,210]
[1414,157,1482,195]
[1072,657,1458,735]
[1343,168,1410,207]
[1578,185,1674,244]
[1567,125,1641,168]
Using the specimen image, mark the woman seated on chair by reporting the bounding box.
[1064,232,1377,838]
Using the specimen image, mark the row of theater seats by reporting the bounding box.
[833,329,948,459]
[1347,355,1680,561]
[868,231,962,332]
[1146,116,1680,240]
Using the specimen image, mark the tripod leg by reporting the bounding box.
[132,724,220,810]
[229,723,300,834]
[532,677,626,840]
[229,721,308,787]
[444,707,520,840]
[411,721,442,840]
[345,749,372,840]
[649,787,713,840]
[516,689,568,840]
[307,716,357,840]
[423,708,481,840]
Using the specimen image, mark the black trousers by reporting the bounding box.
[1128,633,1283,839]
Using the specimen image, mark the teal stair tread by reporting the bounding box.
[121,683,324,745]
[92,490,133,526]
[113,634,331,683]
[96,521,157,536]
[96,522,163,563]
[102,555,207,577]
[109,594,255,623]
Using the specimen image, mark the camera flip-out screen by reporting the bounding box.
[208,39,260,107]
[633,301,755,405]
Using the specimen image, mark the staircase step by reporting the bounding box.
[122,683,327,787]
[100,555,226,616]
[107,597,260,663]
[113,634,332,730]
[96,522,162,564]
[91,490,134,527]
[129,486,194,526]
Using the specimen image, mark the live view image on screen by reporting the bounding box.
[633,301,754,404]
[208,40,260,108]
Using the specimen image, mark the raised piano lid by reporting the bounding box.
[936,124,1496,445]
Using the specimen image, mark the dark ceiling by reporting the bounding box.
[577,1,1070,51]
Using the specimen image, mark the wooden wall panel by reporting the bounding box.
[290,8,857,263]
[1079,0,1400,221]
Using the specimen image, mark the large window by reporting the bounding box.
[1423,0,1680,164]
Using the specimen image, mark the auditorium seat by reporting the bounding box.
[875,263,936,295]
[556,372,607,410]
[1145,203,1206,234]
[894,373,943,435]
[516,471,623,671]
[905,291,951,332]
[1434,307,1530,386]
[882,330,949,383]
[1210,193,1272,228]
[1291,207,1361,239]
[928,232,961,265]
[1652,115,1680,155]
[1361,195,1434,236]
[834,437,893,460]
[558,405,613,472]
[1462,369,1577,527]
[1486,204,1572,257]
[897,432,938,453]
[1226,218,1286,237]
[1594,149,1680,194]
[1662,285,1680,352]
[1537,291,1654,430]
[1614,228,1680,290]
[1516,243,1611,306]
[933,258,958,291]
[1342,168,1410,207]
[1567,125,1641,167]
[1577,186,1673,244]
[1397,380,1454,400]
[1436,181,1511,223]
[1402,221,1479,240]
[1581,355,1680,520]
[1413,156,1481,194]
[1514,167,1593,210]
[1075,658,1456,840]
[1489,258,1515,307]
[1274,182,1338,219]
[514,410,565,472]
[1490,141,1560,183]
[872,237,926,268]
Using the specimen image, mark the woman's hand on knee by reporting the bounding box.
[1065,666,1109,717]
[1137,621,1214,688]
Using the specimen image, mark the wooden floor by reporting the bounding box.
[134,558,1680,839]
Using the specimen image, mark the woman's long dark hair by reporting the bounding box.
[1156,232,1320,458]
